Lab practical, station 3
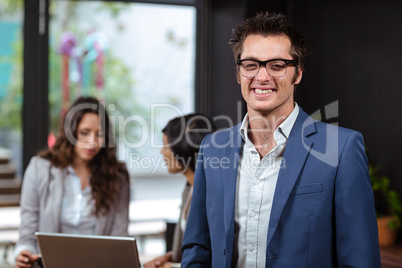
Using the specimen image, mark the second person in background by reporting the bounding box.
[144,113,216,268]
[15,96,130,268]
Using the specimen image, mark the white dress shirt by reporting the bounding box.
[233,104,299,267]
[60,166,96,234]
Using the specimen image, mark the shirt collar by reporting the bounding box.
[65,166,92,181]
[240,103,300,143]
[64,166,92,192]
[65,166,75,175]
[278,103,299,139]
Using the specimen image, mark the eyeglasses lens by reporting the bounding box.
[239,60,288,78]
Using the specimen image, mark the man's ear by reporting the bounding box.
[236,72,241,84]
[294,67,303,85]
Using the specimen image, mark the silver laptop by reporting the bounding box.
[35,232,141,268]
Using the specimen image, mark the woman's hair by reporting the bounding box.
[162,113,216,172]
[39,96,128,215]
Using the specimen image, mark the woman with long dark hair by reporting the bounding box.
[15,96,130,268]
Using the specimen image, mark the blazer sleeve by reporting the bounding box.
[335,131,381,267]
[181,140,212,267]
[109,168,130,236]
[14,157,43,257]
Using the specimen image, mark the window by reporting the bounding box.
[49,1,196,177]
[0,1,24,176]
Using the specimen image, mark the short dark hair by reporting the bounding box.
[229,12,310,70]
[162,113,216,172]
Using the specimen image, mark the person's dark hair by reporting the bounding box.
[162,113,216,172]
[39,96,128,215]
[229,12,310,71]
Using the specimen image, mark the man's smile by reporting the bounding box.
[255,88,274,94]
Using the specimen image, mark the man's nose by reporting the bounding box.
[255,65,272,82]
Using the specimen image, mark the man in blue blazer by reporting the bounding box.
[181,12,380,267]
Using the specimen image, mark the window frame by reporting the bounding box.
[23,0,210,173]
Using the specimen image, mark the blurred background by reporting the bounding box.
[1,0,402,267]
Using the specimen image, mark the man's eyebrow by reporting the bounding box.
[239,56,261,60]
[240,56,288,61]
[241,56,259,60]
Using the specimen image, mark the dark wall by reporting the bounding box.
[209,0,245,128]
[292,0,402,197]
[209,0,402,211]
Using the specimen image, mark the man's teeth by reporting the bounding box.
[255,89,273,94]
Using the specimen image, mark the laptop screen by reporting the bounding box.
[35,232,141,268]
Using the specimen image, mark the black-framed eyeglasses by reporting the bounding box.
[236,58,297,78]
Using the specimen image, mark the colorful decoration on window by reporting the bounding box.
[51,31,109,149]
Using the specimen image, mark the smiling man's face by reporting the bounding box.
[238,34,302,118]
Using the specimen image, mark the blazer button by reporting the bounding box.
[223,249,226,255]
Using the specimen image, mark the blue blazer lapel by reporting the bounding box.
[221,124,243,253]
[266,109,316,246]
